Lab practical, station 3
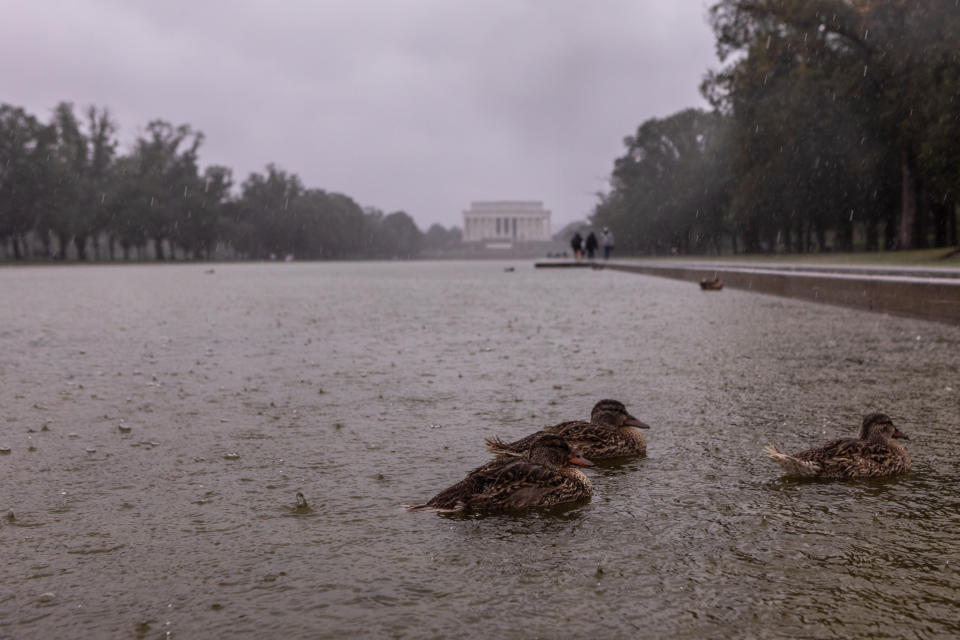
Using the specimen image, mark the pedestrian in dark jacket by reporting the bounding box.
[570,232,583,260]
[584,231,598,259]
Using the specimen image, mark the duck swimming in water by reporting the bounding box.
[699,275,723,290]
[408,433,593,512]
[485,399,650,460]
[764,412,911,479]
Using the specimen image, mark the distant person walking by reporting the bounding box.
[570,232,583,260]
[601,227,614,260]
[584,231,598,259]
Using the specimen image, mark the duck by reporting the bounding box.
[485,399,650,460]
[764,412,911,479]
[699,275,723,290]
[408,433,593,512]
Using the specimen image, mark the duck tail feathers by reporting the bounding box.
[763,444,820,476]
[484,436,522,456]
[762,443,783,459]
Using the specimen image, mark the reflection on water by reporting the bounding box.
[1,261,958,638]
[435,499,591,524]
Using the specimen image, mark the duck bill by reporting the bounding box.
[624,415,650,429]
[892,427,909,440]
[568,454,594,467]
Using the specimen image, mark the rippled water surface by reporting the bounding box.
[2,261,959,639]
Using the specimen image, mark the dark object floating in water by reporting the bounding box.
[294,491,310,513]
[204,268,216,274]
[699,276,723,290]
[504,267,515,272]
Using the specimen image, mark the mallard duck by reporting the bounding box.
[699,276,723,290]
[485,399,650,460]
[408,433,593,512]
[764,412,911,479]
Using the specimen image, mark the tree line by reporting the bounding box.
[0,103,461,261]
[592,0,960,255]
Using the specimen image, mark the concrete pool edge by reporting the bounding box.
[536,260,960,325]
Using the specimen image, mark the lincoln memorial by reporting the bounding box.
[461,201,552,248]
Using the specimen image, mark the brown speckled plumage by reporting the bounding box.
[485,399,650,460]
[764,413,911,479]
[408,434,593,512]
[699,276,723,290]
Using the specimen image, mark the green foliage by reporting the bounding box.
[0,103,447,261]
[597,0,960,255]
[423,223,462,252]
[30,103,120,259]
[703,0,960,252]
[593,109,733,254]
[234,164,304,259]
[379,211,422,259]
[0,105,57,258]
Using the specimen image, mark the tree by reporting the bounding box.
[85,106,119,259]
[0,100,430,261]
[0,105,57,259]
[706,0,960,250]
[173,165,232,259]
[234,165,304,259]
[302,190,366,258]
[35,103,117,260]
[379,211,422,258]
[35,103,86,258]
[592,109,733,254]
[126,120,205,259]
[423,223,462,252]
[105,155,150,259]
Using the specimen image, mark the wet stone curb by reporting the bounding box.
[537,261,960,325]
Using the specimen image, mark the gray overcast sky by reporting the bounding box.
[1,0,718,231]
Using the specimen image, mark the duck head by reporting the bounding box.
[859,412,909,441]
[590,399,650,429]
[527,434,594,469]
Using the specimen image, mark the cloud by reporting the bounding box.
[0,0,717,229]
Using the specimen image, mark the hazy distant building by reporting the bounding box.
[462,201,552,249]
